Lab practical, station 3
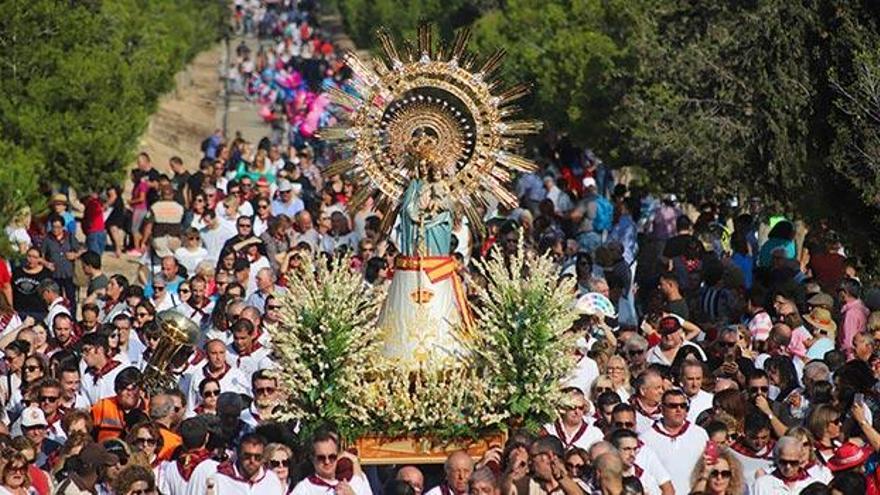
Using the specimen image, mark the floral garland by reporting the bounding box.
[269,241,578,442]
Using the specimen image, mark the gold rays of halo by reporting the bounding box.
[319,22,542,232]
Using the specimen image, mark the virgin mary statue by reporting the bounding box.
[377,136,474,368]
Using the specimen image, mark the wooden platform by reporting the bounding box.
[353,433,506,465]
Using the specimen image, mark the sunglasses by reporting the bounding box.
[258,204,269,210]
[179,288,191,294]
[315,454,338,463]
[39,395,60,403]
[663,402,688,410]
[24,365,41,373]
[136,312,150,318]
[830,417,842,426]
[565,462,584,471]
[154,286,166,291]
[569,405,588,411]
[626,349,645,356]
[614,421,635,429]
[267,305,281,311]
[269,459,290,468]
[240,452,263,461]
[255,387,276,395]
[778,459,801,467]
[719,341,737,348]
[134,437,157,446]
[749,386,769,394]
[7,465,26,474]
[710,470,732,479]
[203,390,220,398]
[238,224,252,229]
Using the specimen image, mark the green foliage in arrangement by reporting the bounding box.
[0,0,224,234]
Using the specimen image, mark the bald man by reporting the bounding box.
[425,451,473,495]
[397,466,425,495]
[594,453,625,495]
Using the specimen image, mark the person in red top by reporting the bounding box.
[0,257,12,307]
[82,191,107,255]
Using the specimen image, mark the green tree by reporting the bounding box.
[0,0,223,236]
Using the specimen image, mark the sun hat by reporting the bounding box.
[803,307,837,336]
[827,442,871,472]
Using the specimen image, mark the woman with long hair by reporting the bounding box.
[0,452,35,495]
[126,422,163,473]
[183,192,211,231]
[690,448,745,495]
[807,404,843,463]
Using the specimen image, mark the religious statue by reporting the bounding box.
[319,24,542,369]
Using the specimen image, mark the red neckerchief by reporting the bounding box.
[770,468,810,484]
[235,342,263,366]
[632,397,661,418]
[651,420,691,440]
[190,349,206,366]
[634,464,644,478]
[102,298,118,315]
[730,439,774,459]
[217,460,266,486]
[205,362,231,380]
[89,359,121,385]
[194,404,215,416]
[308,476,337,489]
[0,313,13,332]
[176,448,213,481]
[554,419,590,449]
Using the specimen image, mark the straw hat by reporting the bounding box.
[50,193,68,205]
[804,307,837,336]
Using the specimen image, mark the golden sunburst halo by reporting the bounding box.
[320,23,542,231]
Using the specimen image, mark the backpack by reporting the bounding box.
[593,196,613,233]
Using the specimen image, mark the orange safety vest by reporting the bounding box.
[157,426,182,462]
[91,396,126,442]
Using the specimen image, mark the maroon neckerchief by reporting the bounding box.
[177,448,213,481]
[235,342,263,366]
[89,359,121,385]
[553,419,590,449]
[651,420,691,440]
[190,349,206,366]
[634,464,644,478]
[102,297,118,315]
[217,460,266,486]
[204,362,231,380]
[631,397,661,418]
[308,476,337,489]
[770,468,810,484]
[730,439,774,459]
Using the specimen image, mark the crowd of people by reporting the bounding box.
[2,1,880,495]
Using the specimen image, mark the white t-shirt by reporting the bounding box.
[541,420,604,451]
[686,389,714,423]
[174,247,209,274]
[639,421,708,495]
[291,473,373,495]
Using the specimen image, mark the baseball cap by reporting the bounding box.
[658,315,682,335]
[582,177,597,188]
[277,179,293,192]
[20,406,48,428]
[807,292,834,309]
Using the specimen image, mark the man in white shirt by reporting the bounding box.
[541,388,603,451]
[226,319,273,381]
[39,280,70,335]
[291,430,372,495]
[200,209,236,263]
[175,276,215,330]
[186,339,250,415]
[752,436,816,494]
[639,389,709,495]
[679,361,714,422]
[631,369,664,433]
[240,370,281,431]
[609,405,674,495]
[730,412,775,484]
[608,429,662,495]
[159,417,217,495]
[188,433,282,495]
[424,451,472,495]
[79,333,125,405]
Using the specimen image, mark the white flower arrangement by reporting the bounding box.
[269,240,578,441]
